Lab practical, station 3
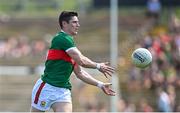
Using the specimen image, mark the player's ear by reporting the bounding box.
[62,21,67,27]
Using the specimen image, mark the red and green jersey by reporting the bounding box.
[41,31,76,90]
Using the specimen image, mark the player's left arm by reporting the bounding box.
[73,64,116,96]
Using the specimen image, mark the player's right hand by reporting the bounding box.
[97,62,115,78]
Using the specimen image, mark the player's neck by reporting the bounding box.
[61,29,73,38]
[61,29,74,37]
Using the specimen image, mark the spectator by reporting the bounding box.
[175,104,180,112]
[169,14,180,32]
[167,85,176,111]
[117,99,136,112]
[157,87,172,112]
[128,65,141,91]
[146,0,161,24]
[0,35,48,59]
[139,98,154,112]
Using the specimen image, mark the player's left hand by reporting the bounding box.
[101,83,116,96]
[97,62,115,78]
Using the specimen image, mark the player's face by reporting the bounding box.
[66,16,80,36]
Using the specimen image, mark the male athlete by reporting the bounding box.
[31,11,116,112]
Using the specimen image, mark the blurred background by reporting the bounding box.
[0,0,180,112]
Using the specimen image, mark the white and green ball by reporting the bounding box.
[131,48,152,69]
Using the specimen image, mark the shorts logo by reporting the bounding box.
[40,101,46,107]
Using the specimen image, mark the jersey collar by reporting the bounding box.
[59,30,74,39]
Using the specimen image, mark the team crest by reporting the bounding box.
[40,101,46,107]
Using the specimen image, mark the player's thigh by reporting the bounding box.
[30,106,45,112]
[51,102,72,112]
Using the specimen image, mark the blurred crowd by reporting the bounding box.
[128,31,180,112]
[73,28,180,112]
[140,31,180,88]
[126,7,180,111]
[0,35,48,59]
[124,0,180,112]
[78,29,180,112]
[75,0,180,111]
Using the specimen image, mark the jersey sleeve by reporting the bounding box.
[51,35,76,51]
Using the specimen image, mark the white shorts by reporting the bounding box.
[31,78,72,111]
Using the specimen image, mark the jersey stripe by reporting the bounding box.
[47,49,75,65]
[66,47,77,52]
[34,82,45,104]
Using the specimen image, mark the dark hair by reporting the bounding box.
[59,11,78,28]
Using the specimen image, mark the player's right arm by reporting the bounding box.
[67,47,96,68]
[66,47,115,78]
